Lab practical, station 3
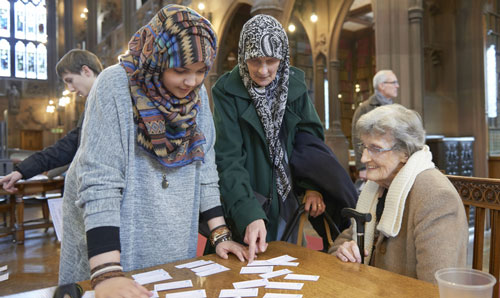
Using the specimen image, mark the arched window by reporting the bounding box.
[0,38,10,76]
[36,42,45,79]
[14,40,24,77]
[25,1,36,41]
[26,41,35,78]
[0,0,10,38]
[14,0,24,39]
[0,0,47,79]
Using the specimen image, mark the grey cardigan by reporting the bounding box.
[59,65,221,284]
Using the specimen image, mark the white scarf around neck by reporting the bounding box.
[352,145,435,264]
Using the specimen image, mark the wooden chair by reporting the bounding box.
[0,196,16,239]
[447,175,500,298]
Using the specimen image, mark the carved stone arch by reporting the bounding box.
[281,0,296,26]
[327,0,354,61]
[213,1,252,77]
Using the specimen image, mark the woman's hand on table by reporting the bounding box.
[304,190,326,217]
[95,276,152,298]
[216,240,249,262]
[335,240,368,263]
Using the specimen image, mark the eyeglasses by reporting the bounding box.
[358,143,395,156]
[383,80,399,85]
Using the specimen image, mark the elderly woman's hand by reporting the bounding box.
[215,240,249,262]
[304,190,325,217]
[244,219,268,263]
[335,240,368,263]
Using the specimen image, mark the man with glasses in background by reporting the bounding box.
[351,70,399,184]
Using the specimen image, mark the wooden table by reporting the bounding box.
[0,177,64,244]
[5,241,439,297]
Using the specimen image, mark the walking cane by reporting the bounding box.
[341,208,372,264]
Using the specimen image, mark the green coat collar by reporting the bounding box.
[222,65,308,103]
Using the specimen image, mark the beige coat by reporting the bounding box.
[330,168,468,283]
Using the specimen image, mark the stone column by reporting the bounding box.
[47,0,57,99]
[408,0,424,116]
[122,0,136,49]
[314,56,326,124]
[251,0,284,23]
[64,0,74,52]
[326,60,349,171]
[86,0,98,53]
[372,0,411,107]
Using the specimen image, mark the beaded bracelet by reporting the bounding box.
[90,262,124,289]
[214,233,232,247]
[91,270,125,289]
[90,262,121,275]
[209,225,232,247]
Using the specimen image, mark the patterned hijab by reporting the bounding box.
[119,5,217,168]
[238,15,291,202]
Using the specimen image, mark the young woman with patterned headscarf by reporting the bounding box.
[59,5,248,297]
[212,15,325,262]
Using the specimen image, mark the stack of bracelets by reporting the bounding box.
[90,262,125,289]
[209,224,232,247]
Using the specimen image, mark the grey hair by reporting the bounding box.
[373,70,395,91]
[356,104,426,157]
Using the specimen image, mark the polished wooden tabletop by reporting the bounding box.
[0,176,64,196]
[5,241,439,297]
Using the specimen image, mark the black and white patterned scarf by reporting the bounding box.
[238,15,291,203]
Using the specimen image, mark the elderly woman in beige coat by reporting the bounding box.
[330,104,468,283]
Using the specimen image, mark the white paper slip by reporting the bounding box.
[82,291,95,298]
[265,282,303,290]
[165,289,207,298]
[132,269,172,285]
[274,262,299,267]
[240,266,274,274]
[175,260,213,269]
[246,260,272,267]
[267,255,297,263]
[259,269,293,279]
[263,294,303,298]
[284,273,319,281]
[191,263,220,273]
[0,265,7,271]
[248,255,298,266]
[219,288,259,297]
[196,264,230,277]
[152,290,159,298]
[233,278,268,289]
[0,273,9,282]
[154,280,193,292]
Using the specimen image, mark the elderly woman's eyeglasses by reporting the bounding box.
[358,143,395,156]
[383,80,399,85]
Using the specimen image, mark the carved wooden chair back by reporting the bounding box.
[446,175,500,298]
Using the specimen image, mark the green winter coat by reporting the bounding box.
[212,65,324,242]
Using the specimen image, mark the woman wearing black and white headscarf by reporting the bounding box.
[212,15,325,261]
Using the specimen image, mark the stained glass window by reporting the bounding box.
[26,41,35,78]
[0,0,47,79]
[14,40,24,77]
[36,42,45,79]
[0,38,10,76]
[14,0,24,39]
[25,1,35,41]
[0,0,9,38]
